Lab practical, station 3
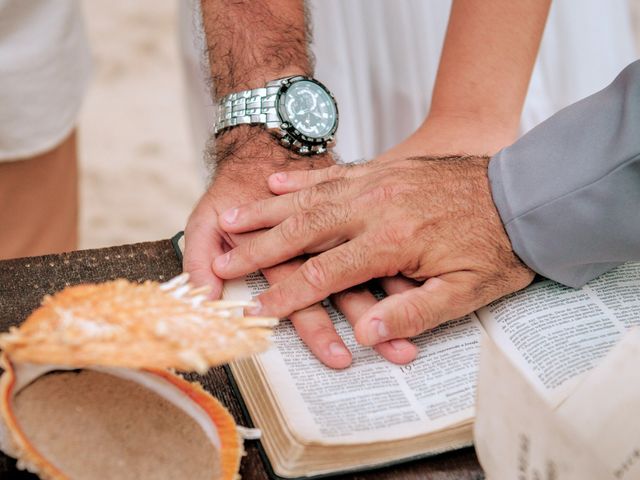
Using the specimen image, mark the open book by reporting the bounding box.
[220,261,640,478]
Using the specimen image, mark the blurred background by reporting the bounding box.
[79,0,201,249]
[79,0,640,250]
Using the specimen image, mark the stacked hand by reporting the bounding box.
[182,128,418,369]
[211,155,535,345]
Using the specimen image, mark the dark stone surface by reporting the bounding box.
[0,240,484,479]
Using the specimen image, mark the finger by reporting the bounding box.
[249,237,391,318]
[220,176,354,234]
[229,229,352,368]
[354,271,486,346]
[331,288,417,365]
[219,193,298,234]
[268,163,367,194]
[261,261,352,369]
[380,276,421,295]
[183,208,226,298]
[214,203,356,279]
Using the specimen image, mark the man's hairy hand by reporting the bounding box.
[213,156,535,345]
[183,128,417,367]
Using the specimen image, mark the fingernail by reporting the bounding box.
[214,252,231,269]
[389,339,411,351]
[222,208,239,224]
[247,299,262,315]
[273,172,288,183]
[329,342,349,357]
[368,318,388,344]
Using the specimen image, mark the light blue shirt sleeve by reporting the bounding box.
[489,60,640,288]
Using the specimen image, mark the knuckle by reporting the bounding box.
[375,225,411,251]
[458,284,480,306]
[241,239,261,267]
[377,184,398,203]
[331,245,365,274]
[293,188,313,211]
[300,257,330,291]
[279,214,307,246]
[295,178,349,211]
[315,177,349,198]
[356,232,402,278]
[329,201,353,226]
[366,183,398,204]
[326,164,347,180]
[302,208,328,234]
[355,183,400,211]
[305,203,350,234]
[397,295,437,336]
[379,228,403,248]
[273,286,292,308]
[261,286,287,314]
[280,203,351,248]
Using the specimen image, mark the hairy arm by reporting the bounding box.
[200,0,325,169]
[203,0,311,98]
[185,0,417,369]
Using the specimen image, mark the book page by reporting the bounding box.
[474,334,611,480]
[477,262,640,405]
[556,328,640,480]
[225,273,484,444]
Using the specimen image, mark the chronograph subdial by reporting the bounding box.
[278,79,338,141]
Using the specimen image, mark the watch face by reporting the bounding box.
[279,80,337,140]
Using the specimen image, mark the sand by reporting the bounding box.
[79,0,203,250]
[13,369,218,480]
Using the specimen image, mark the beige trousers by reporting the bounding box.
[0,132,78,260]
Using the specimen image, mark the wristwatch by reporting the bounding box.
[214,76,338,155]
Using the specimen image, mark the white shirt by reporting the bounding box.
[180,0,638,164]
[0,0,91,161]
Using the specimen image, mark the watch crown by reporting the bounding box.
[315,146,326,154]
[280,135,292,147]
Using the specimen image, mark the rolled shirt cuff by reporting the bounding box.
[488,60,640,288]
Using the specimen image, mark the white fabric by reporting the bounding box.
[178,0,211,181]
[180,0,638,164]
[522,0,638,129]
[0,0,91,161]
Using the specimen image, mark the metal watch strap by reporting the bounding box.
[214,78,285,134]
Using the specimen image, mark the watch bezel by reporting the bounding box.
[275,76,339,150]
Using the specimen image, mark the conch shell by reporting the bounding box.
[0,274,277,480]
